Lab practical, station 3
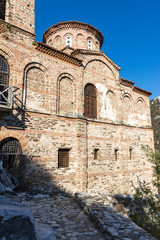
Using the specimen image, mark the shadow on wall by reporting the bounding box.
[18,155,69,195]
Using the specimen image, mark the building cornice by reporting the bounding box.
[120,78,135,87]
[71,49,121,70]
[0,19,36,38]
[133,86,152,97]
[43,21,104,48]
[120,78,152,96]
[35,42,82,67]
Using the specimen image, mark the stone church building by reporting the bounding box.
[0,0,154,194]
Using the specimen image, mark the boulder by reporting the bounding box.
[35,223,57,240]
[0,162,19,193]
[0,182,5,194]
[0,196,36,240]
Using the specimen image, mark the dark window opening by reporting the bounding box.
[0,0,6,20]
[0,137,23,179]
[129,147,132,160]
[0,56,9,104]
[94,149,99,159]
[84,83,97,119]
[58,149,70,168]
[115,148,118,160]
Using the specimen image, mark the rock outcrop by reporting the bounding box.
[0,196,36,240]
[0,161,18,194]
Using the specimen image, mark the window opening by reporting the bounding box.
[66,36,72,47]
[0,0,6,20]
[84,84,97,119]
[49,40,53,46]
[0,56,9,104]
[0,138,22,179]
[129,147,132,160]
[88,39,92,50]
[58,149,70,168]
[94,149,99,159]
[115,148,118,160]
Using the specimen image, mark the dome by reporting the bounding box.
[43,21,104,51]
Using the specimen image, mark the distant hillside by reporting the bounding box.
[150,96,160,151]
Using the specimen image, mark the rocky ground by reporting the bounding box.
[9,193,105,240]
[6,192,157,240]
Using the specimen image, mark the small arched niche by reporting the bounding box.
[123,94,131,111]
[137,98,144,114]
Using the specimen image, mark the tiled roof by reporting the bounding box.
[133,86,152,96]
[71,49,121,70]
[120,78,135,87]
[120,78,152,96]
[35,42,82,67]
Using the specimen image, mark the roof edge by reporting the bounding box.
[133,86,152,97]
[71,49,121,70]
[35,42,82,67]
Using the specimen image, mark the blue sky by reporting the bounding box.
[35,0,160,100]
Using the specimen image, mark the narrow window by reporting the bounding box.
[0,0,6,20]
[88,39,92,50]
[58,149,70,168]
[115,148,118,160]
[49,40,53,46]
[84,84,97,119]
[66,36,72,47]
[94,149,99,159]
[0,56,9,103]
[129,147,132,160]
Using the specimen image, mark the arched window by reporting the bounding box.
[0,137,22,179]
[48,39,53,46]
[0,0,6,20]
[84,83,97,119]
[88,39,92,50]
[66,35,72,47]
[0,56,9,103]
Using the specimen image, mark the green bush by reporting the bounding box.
[133,145,160,239]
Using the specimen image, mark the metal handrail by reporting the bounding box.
[0,84,19,109]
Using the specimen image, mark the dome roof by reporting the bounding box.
[43,21,104,48]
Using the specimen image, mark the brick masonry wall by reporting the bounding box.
[5,0,35,34]
[0,17,154,195]
[45,28,101,51]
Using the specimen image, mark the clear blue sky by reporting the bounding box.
[35,0,160,100]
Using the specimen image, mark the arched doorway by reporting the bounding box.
[0,137,23,179]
